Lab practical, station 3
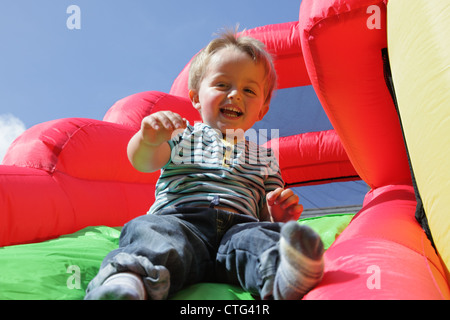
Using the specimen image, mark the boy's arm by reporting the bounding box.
[127,131,171,173]
[127,111,186,173]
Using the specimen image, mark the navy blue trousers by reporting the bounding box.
[87,206,283,299]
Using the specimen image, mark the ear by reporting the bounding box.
[189,90,201,111]
[258,103,270,121]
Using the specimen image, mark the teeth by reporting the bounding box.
[223,106,241,113]
[221,106,243,117]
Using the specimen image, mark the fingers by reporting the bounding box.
[140,111,187,146]
[287,203,304,221]
[267,188,283,205]
[267,188,304,222]
[143,111,187,131]
[267,188,298,209]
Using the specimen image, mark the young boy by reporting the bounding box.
[85,31,324,300]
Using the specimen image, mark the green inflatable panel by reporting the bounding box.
[0,214,354,300]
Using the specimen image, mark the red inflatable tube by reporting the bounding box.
[103,91,201,131]
[299,0,411,189]
[0,118,157,246]
[265,130,359,186]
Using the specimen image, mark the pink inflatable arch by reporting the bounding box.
[0,0,448,299]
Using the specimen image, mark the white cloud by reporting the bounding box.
[0,114,26,163]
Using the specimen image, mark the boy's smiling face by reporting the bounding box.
[189,47,270,136]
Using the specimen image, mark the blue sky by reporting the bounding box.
[0,1,300,128]
[0,0,368,210]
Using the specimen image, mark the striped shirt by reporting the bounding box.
[147,122,284,219]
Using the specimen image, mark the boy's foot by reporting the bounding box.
[273,221,324,300]
[84,272,147,300]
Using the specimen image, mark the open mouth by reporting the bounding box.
[220,105,243,118]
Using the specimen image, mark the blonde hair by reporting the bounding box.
[188,29,277,105]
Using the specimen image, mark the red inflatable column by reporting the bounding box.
[299,0,410,189]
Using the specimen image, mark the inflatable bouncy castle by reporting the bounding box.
[0,0,449,299]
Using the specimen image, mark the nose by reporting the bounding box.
[228,89,241,101]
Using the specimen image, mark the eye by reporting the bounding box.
[215,82,229,90]
[244,88,257,95]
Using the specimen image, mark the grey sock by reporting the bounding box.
[84,272,146,300]
[273,221,324,300]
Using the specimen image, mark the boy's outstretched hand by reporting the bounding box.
[267,188,303,222]
[128,111,187,173]
[141,111,187,147]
